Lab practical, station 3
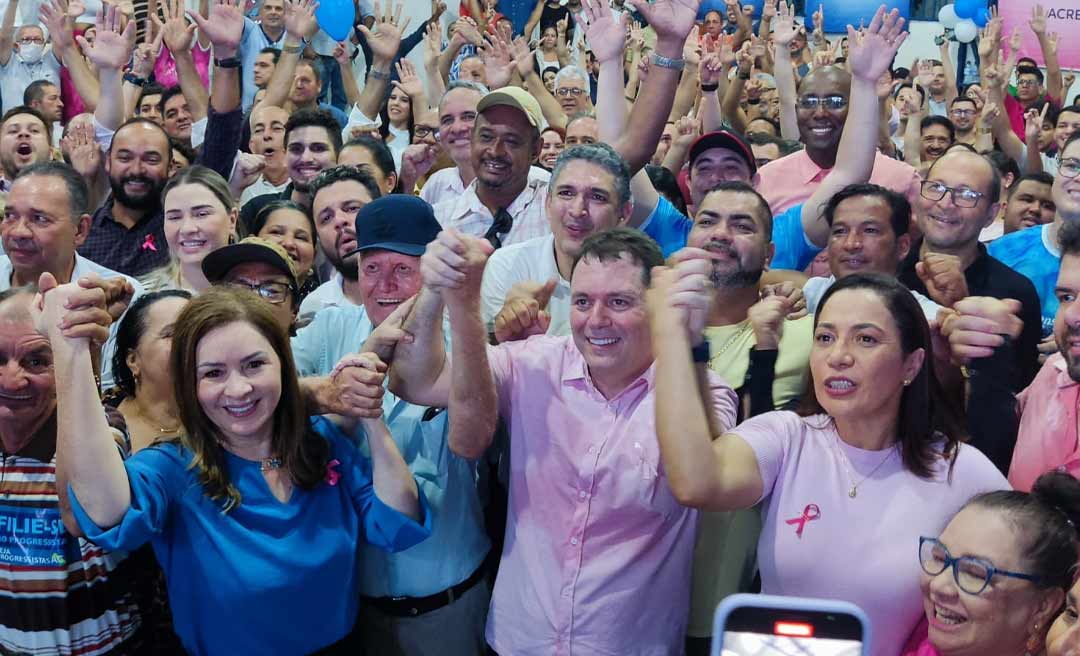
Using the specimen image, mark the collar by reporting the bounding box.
[1,413,58,463]
[449,177,544,223]
[560,340,656,400]
[1051,354,1080,390]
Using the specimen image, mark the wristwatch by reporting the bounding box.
[691,341,711,363]
[214,56,241,68]
[123,72,147,86]
[700,82,719,92]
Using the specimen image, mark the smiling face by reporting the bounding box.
[107,122,171,211]
[797,69,850,159]
[570,254,653,397]
[471,106,537,193]
[1055,139,1080,221]
[438,87,481,167]
[1046,581,1080,656]
[0,299,55,444]
[163,183,237,268]
[126,296,187,396]
[921,124,953,163]
[137,93,163,124]
[386,86,412,127]
[564,117,598,147]
[223,261,296,333]
[358,250,422,326]
[547,159,628,266]
[0,112,50,180]
[1004,178,1056,234]
[828,194,909,279]
[259,0,285,28]
[285,125,336,191]
[312,179,375,280]
[195,321,282,447]
[539,129,563,169]
[257,208,315,277]
[2,175,88,282]
[1054,254,1080,383]
[163,94,193,141]
[918,153,997,255]
[949,100,977,133]
[1057,110,1080,152]
[811,288,923,423]
[688,190,773,289]
[688,147,753,207]
[921,505,1059,656]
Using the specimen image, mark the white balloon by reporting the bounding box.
[938,3,959,28]
[955,19,978,43]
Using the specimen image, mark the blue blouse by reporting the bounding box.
[69,416,432,655]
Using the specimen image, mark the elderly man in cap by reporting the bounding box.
[292,194,492,655]
[202,236,301,333]
[432,87,551,249]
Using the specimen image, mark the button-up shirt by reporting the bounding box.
[485,335,738,655]
[1011,353,1080,492]
[433,175,551,247]
[756,149,921,215]
[79,198,168,278]
[291,303,490,597]
[420,165,551,207]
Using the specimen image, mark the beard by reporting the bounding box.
[326,234,359,281]
[706,242,765,288]
[1060,329,1080,383]
[110,174,163,211]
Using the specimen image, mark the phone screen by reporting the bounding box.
[720,606,863,656]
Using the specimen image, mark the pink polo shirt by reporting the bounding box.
[756,150,922,216]
[484,335,738,656]
[1010,353,1080,492]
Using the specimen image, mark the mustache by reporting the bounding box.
[120,174,155,187]
[705,241,738,258]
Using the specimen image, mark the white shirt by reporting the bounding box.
[433,175,552,247]
[0,49,60,114]
[804,274,943,322]
[297,271,352,324]
[420,165,550,208]
[240,174,290,206]
[0,252,145,389]
[480,234,570,336]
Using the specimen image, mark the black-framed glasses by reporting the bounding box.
[1060,158,1080,179]
[920,180,985,208]
[918,537,1041,595]
[555,87,586,97]
[797,94,847,111]
[224,280,293,304]
[949,108,976,117]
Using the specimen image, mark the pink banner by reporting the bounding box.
[998,2,1080,70]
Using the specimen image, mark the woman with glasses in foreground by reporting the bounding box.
[650,271,1008,656]
[906,471,1080,656]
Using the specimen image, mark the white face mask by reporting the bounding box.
[17,43,44,64]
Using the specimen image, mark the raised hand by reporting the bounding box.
[1046,31,1059,56]
[508,36,534,79]
[77,3,137,70]
[152,0,196,55]
[32,273,117,350]
[940,297,1023,363]
[628,21,645,52]
[420,228,494,305]
[747,294,791,349]
[422,21,442,70]
[761,0,776,21]
[1008,25,1022,54]
[915,253,969,309]
[981,63,1004,91]
[771,1,798,48]
[915,58,934,87]
[188,0,246,56]
[845,5,907,83]
[811,3,823,35]
[62,120,102,179]
[625,0,701,50]
[672,114,699,149]
[647,248,715,346]
[1028,3,1047,36]
[454,17,482,47]
[332,39,353,65]
[284,0,320,40]
[398,143,439,191]
[1065,72,1077,95]
[578,0,627,64]
[493,279,557,343]
[130,34,159,78]
[359,0,408,63]
[699,38,723,86]
[683,25,701,68]
[229,152,267,192]
[1024,103,1048,146]
[979,100,1000,130]
[430,0,446,21]
[477,31,514,89]
[39,0,75,55]
[393,58,424,97]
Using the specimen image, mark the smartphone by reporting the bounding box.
[711,594,870,656]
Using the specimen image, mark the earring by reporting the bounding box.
[902,379,911,386]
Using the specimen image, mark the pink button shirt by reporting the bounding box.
[485,335,738,655]
[1010,353,1080,492]
[756,150,922,216]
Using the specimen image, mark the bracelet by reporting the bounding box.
[700,82,719,92]
[691,341,711,363]
[747,97,761,105]
[282,42,303,54]
[214,56,241,68]
[369,68,391,81]
[123,72,147,86]
[625,95,636,101]
[651,53,685,71]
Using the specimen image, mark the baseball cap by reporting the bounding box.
[688,129,758,176]
[348,195,442,258]
[202,237,299,288]
[476,86,544,129]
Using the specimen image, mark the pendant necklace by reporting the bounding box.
[261,457,283,472]
[831,433,896,498]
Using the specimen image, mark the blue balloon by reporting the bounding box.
[315,0,354,42]
[953,0,980,20]
[972,6,991,27]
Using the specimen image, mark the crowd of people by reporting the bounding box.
[0,0,1078,652]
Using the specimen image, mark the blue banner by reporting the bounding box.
[820,0,911,33]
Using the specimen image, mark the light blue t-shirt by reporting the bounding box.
[291,303,491,597]
[641,196,820,271]
[987,223,1060,336]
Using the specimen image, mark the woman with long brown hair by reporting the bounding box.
[40,283,429,655]
[649,270,1009,655]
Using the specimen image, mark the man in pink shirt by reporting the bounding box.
[756,65,921,215]
[390,227,738,655]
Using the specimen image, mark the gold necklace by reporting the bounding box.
[830,433,897,498]
[128,398,182,435]
[707,321,753,368]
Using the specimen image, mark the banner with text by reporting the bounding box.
[999,1,1080,70]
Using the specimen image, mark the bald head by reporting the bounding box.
[929,148,1001,205]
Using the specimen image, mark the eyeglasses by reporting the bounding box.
[17,37,44,45]
[919,537,1040,595]
[414,125,439,139]
[224,280,293,304]
[796,95,847,111]
[949,109,976,117]
[1016,78,1040,87]
[1060,158,1080,179]
[920,180,985,208]
[555,87,586,97]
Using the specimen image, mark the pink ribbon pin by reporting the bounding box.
[141,234,158,252]
[785,503,821,539]
[325,459,341,486]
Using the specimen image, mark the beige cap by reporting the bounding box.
[476,86,544,128]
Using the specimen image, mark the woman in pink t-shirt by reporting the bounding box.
[904,471,1080,656]
[651,271,1008,656]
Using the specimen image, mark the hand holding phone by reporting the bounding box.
[712,594,870,656]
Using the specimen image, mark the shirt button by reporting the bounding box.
[587,446,596,454]
[578,490,588,500]
[570,537,579,545]
[1059,465,1068,472]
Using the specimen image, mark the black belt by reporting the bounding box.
[361,565,486,618]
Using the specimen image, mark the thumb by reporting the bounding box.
[38,271,59,294]
[477,238,495,256]
[1003,298,1023,315]
[914,260,930,285]
[386,294,418,326]
[537,309,551,333]
[535,278,557,309]
[74,34,89,51]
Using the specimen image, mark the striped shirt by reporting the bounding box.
[0,418,142,655]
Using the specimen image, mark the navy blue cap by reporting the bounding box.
[348,195,442,257]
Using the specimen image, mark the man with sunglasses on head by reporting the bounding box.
[756,64,921,216]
